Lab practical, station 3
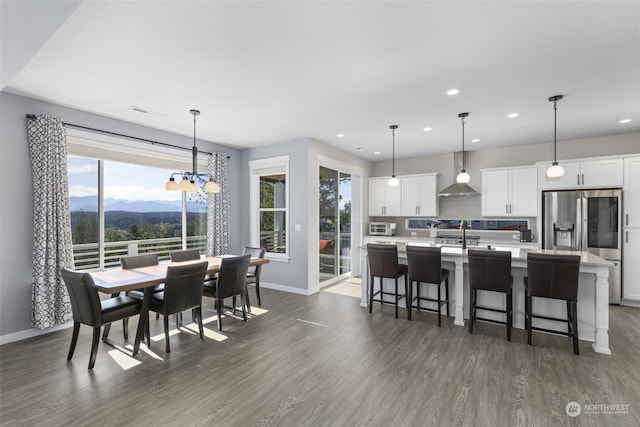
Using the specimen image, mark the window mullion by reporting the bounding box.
[98,159,105,270]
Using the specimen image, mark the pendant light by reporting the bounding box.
[546,95,565,178]
[165,109,221,193]
[456,112,470,183]
[388,125,399,187]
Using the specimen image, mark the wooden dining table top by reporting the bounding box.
[90,255,269,294]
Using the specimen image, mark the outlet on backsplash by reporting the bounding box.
[411,232,417,236]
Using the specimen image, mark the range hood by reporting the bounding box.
[438,151,480,197]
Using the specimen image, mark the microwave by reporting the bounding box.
[369,222,396,236]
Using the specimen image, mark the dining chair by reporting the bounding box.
[102,253,162,339]
[61,269,142,370]
[202,254,251,331]
[148,261,209,353]
[524,253,581,355]
[240,246,266,310]
[170,249,216,325]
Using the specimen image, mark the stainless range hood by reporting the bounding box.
[437,151,480,197]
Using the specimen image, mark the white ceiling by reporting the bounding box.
[3,0,639,161]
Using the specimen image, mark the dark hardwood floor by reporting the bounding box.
[1,284,639,426]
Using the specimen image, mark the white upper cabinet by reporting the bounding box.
[539,158,623,190]
[624,156,640,228]
[368,177,401,216]
[482,166,538,217]
[400,174,438,217]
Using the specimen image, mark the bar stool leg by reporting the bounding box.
[526,292,533,345]
[570,300,579,355]
[437,282,442,327]
[394,278,399,318]
[407,279,412,321]
[445,277,450,316]
[368,274,374,313]
[469,288,475,334]
[506,290,513,342]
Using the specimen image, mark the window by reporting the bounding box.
[250,156,289,260]
[66,129,209,270]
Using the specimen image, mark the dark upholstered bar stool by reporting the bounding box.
[467,249,513,341]
[367,244,408,319]
[524,253,581,355]
[405,245,449,325]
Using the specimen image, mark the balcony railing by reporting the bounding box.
[72,235,206,270]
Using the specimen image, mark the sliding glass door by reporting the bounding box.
[319,166,352,284]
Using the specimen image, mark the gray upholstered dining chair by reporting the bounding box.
[61,269,142,370]
[202,254,251,331]
[240,246,266,310]
[148,261,209,353]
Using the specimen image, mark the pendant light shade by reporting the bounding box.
[456,112,470,183]
[388,125,399,187]
[165,109,221,193]
[546,95,565,178]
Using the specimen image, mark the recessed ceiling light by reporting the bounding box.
[619,118,632,124]
[472,138,480,142]
[373,151,381,155]
[337,133,345,138]
[508,113,519,118]
[447,88,460,96]
[356,147,364,151]
[423,127,432,132]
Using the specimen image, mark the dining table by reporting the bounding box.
[90,255,269,356]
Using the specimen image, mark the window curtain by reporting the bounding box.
[206,153,231,256]
[27,115,74,329]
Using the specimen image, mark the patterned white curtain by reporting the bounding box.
[27,115,74,329]
[206,153,231,256]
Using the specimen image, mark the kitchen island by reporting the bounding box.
[360,242,613,354]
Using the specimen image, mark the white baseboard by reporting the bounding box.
[621,299,640,308]
[252,282,315,296]
[0,321,72,346]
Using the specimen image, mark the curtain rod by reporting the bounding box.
[25,114,231,158]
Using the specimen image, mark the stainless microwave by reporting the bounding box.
[369,222,396,236]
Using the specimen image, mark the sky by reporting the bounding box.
[68,156,182,201]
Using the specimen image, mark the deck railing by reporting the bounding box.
[72,235,206,270]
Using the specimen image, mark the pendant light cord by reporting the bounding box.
[553,99,558,163]
[392,127,395,176]
[461,116,466,171]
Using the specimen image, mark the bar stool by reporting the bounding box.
[405,245,449,326]
[367,244,408,319]
[524,253,581,355]
[467,249,513,341]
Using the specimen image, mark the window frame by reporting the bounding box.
[66,129,207,270]
[249,155,290,261]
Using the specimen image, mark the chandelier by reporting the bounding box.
[165,109,220,193]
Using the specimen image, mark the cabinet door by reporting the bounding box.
[368,178,387,216]
[509,167,538,216]
[581,159,624,188]
[400,176,420,216]
[624,157,640,228]
[623,228,640,302]
[417,175,438,217]
[538,162,581,190]
[385,182,402,216]
[482,170,510,216]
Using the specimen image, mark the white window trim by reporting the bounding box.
[249,155,290,261]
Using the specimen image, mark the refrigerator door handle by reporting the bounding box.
[576,196,583,252]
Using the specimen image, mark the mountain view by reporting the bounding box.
[69,196,207,213]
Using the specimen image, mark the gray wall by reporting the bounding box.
[0,92,241,338]
[238,138,372,293]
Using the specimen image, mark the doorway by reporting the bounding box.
[319,166,352,285]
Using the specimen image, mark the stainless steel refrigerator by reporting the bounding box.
[542,189,622,303]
